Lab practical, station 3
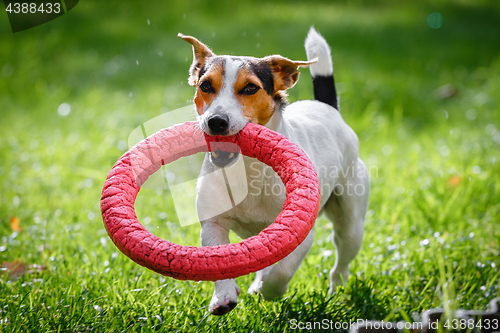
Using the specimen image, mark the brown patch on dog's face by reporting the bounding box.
[232,56,316,125]
[234,66,274,125]
[193,59,225,115]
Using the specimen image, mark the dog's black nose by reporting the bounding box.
[207,114,229,135]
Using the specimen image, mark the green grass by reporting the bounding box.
[1,0,499,332]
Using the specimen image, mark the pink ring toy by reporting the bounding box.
[101,121,320,281]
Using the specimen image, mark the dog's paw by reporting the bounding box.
[328,267,349,295]
[247,266,274,295]
[210,299,238,316]
[209,279,240,316]
[247,277,263,295]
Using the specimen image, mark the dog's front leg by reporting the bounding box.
[200,218,240,315]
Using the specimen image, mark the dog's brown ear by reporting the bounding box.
[178,33,216,86]
[263,55,317,91]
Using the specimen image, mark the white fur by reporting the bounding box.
[195,29,369,316]
[197,57,248,136]
[305,27,333,77]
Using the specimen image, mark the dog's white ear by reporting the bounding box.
[178,33,215,86]
[263,55,318,91]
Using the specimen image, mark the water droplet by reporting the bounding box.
[485,124,497,135]
[45,146,55,156]
[494,133,500,144]
[382,144,393,156]
[58,103,71,116]
[420,239,430,246]
[117,140,128,151]
[427,12,442,29]
[439,145,450,157]
[466,108,477,121]
[104,61,119,75]
[473,92,489,106]
[166,172,176,182]
[322,250,333,258]
[20,152,30,162]
[83,178,94,188]
[31,162,42,172]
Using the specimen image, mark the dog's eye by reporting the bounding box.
[241,83,260,95]
[199,80,213,93]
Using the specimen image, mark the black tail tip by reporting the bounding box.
[312,75,339,111]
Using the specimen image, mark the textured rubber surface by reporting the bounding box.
[101,121,320,281]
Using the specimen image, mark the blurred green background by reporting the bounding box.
[1,0,499,332]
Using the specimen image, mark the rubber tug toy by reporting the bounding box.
[101,121,321,281]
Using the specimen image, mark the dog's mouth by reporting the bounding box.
[210,150,239,168]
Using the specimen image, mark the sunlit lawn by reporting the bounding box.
[1,1,499,332]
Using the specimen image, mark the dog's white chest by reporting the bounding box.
[229,158,285,224]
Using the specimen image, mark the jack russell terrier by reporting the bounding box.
[178,27,370,315]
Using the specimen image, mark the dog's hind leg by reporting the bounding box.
[247,265,273,295]
[258,228,315,300]
[322,158,369,294]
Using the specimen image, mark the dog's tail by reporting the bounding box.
[304,27,339,111]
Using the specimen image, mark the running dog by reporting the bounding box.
[179,27,369,315]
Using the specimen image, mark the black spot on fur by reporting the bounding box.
[312,75,339,111]
[199,63,207,78]
[248,61,274,95]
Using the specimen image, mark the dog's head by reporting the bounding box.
[179,33,315,166]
